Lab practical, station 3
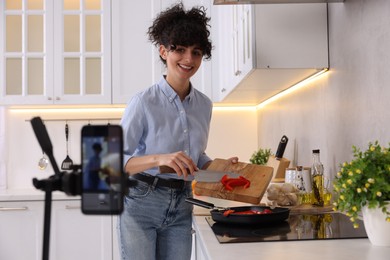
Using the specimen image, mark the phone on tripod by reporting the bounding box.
[81,125,125,214]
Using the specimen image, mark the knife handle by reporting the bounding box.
[185,197,215,209]
[275,135,288,159]
[159,166,191,174]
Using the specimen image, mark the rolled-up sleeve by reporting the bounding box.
[120,96,145,168]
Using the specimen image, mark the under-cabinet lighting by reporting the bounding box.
[8,106,125,114]
[8,69,327,114]
[256,68,328,109]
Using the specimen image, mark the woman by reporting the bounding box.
[119,4,237,260]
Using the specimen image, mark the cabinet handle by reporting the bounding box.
[234,70,241,76]
[221,88,226,93]
[65,205,80,210]
[48,97,52,101]
[0,206,28,211]
[55,97,60,101]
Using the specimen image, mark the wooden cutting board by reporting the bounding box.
[194,158,273,204]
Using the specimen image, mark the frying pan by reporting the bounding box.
[186,197,290,225]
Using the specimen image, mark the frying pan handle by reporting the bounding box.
[185,197,215,209]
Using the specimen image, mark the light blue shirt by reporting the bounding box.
[120,76,212,180]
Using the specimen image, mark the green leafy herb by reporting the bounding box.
[333,141,390,228]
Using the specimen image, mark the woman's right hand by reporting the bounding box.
[158,151,198,179]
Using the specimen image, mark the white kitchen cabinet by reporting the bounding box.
[0,0,111,105]
[213,4,328,104]
[50,200,112,260]
[111,0,213,104]
[111,0,161,105]
[112,215,120,260]
[212,5,253,102]
[0,199,113,260]
[0,201,43,260]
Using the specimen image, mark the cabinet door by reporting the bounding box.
[111,0,162,104]
[0,0,111,105]
[0,0,54,105]
[181,0,213,98]
[0,201,43,260]
[53,0,112,105]
[50,200,112,260]
[236,5,253,79]
[212,6,239,102]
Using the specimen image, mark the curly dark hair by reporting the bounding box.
[147,3,212,64]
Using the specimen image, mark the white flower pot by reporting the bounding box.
[362,203,390,246]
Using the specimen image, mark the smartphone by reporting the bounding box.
[81,125,124,214]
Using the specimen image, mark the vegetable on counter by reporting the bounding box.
[221,175,250,191]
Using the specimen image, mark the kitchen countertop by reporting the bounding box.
[191,196,390,260]
[2,190,390,259]
[0,188,79,201]
[192,215,390,260]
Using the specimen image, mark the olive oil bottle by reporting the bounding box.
[311,149,324,206]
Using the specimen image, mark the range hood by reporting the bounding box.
[214,0,344,4]
[212,3,329,105]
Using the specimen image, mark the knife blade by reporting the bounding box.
[159,166,240,182]
[194,170,240,183]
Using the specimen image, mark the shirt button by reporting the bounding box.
[184,129,188,133]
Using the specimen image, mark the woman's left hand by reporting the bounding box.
[227,157,239,164]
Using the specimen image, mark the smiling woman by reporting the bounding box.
[118,3,237,260]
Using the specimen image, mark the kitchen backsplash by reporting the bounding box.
[3,106,258,190]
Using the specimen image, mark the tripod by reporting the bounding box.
[30,117,135,260]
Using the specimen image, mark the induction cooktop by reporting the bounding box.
[206,212,367,243]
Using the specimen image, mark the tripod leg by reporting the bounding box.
[42,189,52,260]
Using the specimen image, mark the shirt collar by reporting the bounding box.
[159,76,194,103]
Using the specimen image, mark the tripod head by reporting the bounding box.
[30,117,81,195]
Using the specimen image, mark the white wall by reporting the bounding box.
[257,0,390,183]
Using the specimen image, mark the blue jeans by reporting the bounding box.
[118,179,193,260]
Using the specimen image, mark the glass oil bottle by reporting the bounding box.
[311,149,324,206]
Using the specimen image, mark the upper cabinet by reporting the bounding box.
[1,0,328,106]
[111,0,213,104]
[111,0,164,105]
[212,3,329,105]
[0,0,111,105]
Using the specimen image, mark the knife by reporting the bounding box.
[275,135,288,159]
[159,166,240,183]
[194,170,240,183]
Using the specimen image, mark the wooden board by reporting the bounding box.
[194,158,273,204]
[266,155,290,179]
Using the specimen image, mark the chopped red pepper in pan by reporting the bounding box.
[221,175,250,191]
[222,208,273,217]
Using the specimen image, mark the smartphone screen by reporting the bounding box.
[81,125,124,214]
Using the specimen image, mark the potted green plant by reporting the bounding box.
[250,148,272,165]
[333,141,390,246]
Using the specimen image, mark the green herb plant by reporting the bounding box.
[333,141,390,228]
[250,148,272,165]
